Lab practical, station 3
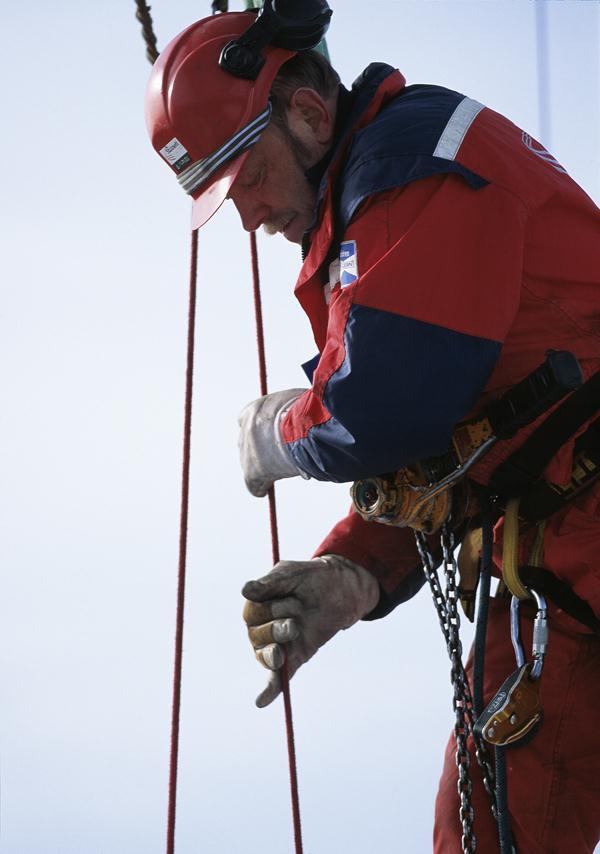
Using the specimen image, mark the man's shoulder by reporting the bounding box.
[336,84,488,232]
[348,84,469,167]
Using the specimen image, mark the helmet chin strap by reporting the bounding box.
[219,0,332,80]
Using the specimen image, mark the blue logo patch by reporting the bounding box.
[339,240,359,287]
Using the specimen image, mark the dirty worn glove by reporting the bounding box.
[242,555,380,707]
[238,388,307,497]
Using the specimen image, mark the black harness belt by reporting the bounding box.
[490,369,600,511]
[489,368,600,633]
[517,565,600,635]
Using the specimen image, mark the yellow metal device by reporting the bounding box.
[350,465,453,533]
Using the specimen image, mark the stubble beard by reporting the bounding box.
[262,219,289,236]
[262,122,317,240]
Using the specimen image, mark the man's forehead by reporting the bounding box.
[234,129,279,190]
[237,136,267,178]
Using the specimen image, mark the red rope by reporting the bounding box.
[166,229,198,854]
[249,231,304,854]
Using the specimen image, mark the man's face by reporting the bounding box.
[228,123,318,244]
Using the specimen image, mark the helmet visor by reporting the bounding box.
[190,147,251,230]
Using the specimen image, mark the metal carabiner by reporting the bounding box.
[510,588,549,680]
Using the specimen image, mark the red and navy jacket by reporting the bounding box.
[279,64,600,618]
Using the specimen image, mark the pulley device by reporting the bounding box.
[219,0,332,79]
[351,350,583,532]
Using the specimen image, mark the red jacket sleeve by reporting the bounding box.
[313,509,429,620]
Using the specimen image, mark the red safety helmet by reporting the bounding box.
[145,12,296,230]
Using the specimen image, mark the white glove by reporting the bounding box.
[238,388,308,497]
[242,555,380,707]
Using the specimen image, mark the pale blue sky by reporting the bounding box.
[1,2,599,852]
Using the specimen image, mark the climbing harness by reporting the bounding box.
[351,350,583,533]
[371,351,600,852]
[489,370,600,521]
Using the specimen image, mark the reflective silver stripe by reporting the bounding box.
[432,97,485,161]
[177,104,272,195]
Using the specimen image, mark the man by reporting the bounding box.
[146,8,600,852]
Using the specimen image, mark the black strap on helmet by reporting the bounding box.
[219,0,332,80]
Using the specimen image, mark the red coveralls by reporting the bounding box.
[279,67,600,852]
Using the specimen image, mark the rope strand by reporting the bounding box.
[249,231,304,854]
[136,10,302,848]
[166,229,199,854]
[135,0,160,64]
[248,232,281,564]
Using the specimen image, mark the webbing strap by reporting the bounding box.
[518,417,600,521]
[518,566,600,634]
[528,521,546,568]
[500,502,600,631]
[501,499,530,600]
[491,371,600,499]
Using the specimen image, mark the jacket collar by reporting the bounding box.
[295,64,407,346]
[300,64,406,252]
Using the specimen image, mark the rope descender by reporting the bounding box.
[474,589,548,748]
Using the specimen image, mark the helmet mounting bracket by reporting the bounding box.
[219,0,332,80]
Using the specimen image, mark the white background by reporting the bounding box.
[1,1,599,852]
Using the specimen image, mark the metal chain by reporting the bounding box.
[415,526,499,853]
[440,529,498,813]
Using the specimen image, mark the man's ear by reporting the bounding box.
[286,87,335,146]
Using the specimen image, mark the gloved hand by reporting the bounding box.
[242,555,380,707]
[238,388,308,497]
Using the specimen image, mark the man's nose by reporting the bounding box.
[231,195,269,233]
